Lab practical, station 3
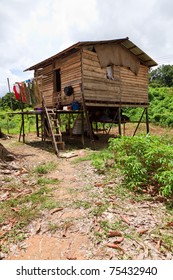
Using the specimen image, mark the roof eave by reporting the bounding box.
[24,37,157,71]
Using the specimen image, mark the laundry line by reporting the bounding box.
[13,75,47,107]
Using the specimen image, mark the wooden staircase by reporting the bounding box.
[43,106,65,156]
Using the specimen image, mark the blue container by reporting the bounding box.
[72,101,80,110]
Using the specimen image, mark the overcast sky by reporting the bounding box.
[1,0,173,97]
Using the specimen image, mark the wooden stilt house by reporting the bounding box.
[24,37,157,154]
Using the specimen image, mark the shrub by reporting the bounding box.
[91,135,173,197]
[108,135,173,197]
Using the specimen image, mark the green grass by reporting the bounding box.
[73,200,92,210]
[0,111,37,134]
[34,161,57,174]
[37,177,60,185]
[91,201,110,217]
[47,222,60,232]
[0,161,60,250]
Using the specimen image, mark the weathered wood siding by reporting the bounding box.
[120,64,148,104]
[35,47,149,108]
[36,65,53,107]
[82,48,149,107]
[54,50,82,106]
[82,49,121,106]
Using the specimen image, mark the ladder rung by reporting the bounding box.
[43,103,64,155]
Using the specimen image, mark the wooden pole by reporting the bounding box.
[19,89,25,143]
[80,49,95,148]
[36,114,39,137]
[133,108,146,136]
[118,107,122,136]
[7,77,13,110]
[146,107,149,134]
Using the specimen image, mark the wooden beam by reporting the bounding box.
[118,107,122,136]
[146,107,149,134]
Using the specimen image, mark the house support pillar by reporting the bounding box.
[118,107,122,136]
[146,107,149,134]
[133,108,146,136]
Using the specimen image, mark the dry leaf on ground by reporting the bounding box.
[106,243,125,253]
[113,237,124,244]
[107,231,122,237]
[137,228,149,235]
[50,208,63,215]
[120,215,130,225]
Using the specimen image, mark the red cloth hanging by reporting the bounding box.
[13,84,21,101]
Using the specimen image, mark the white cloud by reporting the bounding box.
[1,0,173,97]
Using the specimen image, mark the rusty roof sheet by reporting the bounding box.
[24,37,157,71]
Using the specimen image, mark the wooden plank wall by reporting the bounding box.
[54,50,82,106]
[35,50,82,108]
[82,49,121,105]
[36,65,53,107]
[120,64,148,104]
[35,47,149,108]
[82,48,149,107]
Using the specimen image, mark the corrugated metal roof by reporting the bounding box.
[24,37,157,71]
[121,39,157,67]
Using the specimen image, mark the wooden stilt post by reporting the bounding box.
[133,108,146,136]
[118,107,122,136]
[146,107,149,134]
[80,49,95,148]
[36,114,39,137]
[18,93,25,143]
[81,111,85,146]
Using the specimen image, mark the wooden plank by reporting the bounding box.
[60,50,81,64]
[84,89,120,101]
[61,67,81,75]
[84,77,120,86]
[83,58,100,68]
[61,61,81,72]
[61,72,82,81]
[82,50,99,62]
[82,49,98,57]
[54,50,81,68]
[85,101,147,108]
[83,63,106,74]
[84,70,106,79]
[84,93,120,101]
[121,88,148,95]
[84,82,120,92]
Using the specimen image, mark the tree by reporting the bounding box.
[0,92,20,110]
[0,92,29,110]
[149,64,173,87]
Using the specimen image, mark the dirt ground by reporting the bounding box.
[0,123,173,260]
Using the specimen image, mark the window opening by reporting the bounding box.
[55,69,61,92]
[106,65,114,80]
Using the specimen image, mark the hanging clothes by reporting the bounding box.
[24,82,32,105]
[29,80,38,106]
[34,79,42,106]
[13,77,42,107]
[18,82,27,103]
[13,84,21,101]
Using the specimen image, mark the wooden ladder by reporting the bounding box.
[44,106,65,156]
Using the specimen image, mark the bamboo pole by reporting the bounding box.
[7,77,13,110]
